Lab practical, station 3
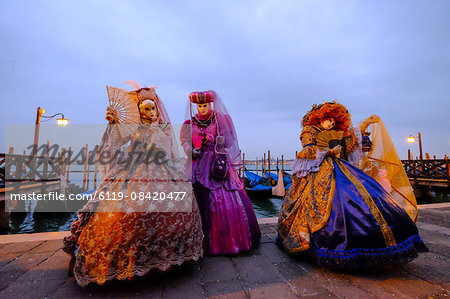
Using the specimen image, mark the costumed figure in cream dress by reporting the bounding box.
[277,101,427,268]
[63,82,203,286]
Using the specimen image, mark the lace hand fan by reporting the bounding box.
[316,130,344,149]
[106,85,140,139]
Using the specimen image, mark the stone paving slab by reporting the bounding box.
[0,205,449,298]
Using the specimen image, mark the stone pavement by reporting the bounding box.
[0,204,449,298]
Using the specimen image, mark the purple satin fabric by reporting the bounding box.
[209,188,251,254]
[308,159,427,268]
[192,177,260,255]
[189,120,243,191]
[182,117,260,254]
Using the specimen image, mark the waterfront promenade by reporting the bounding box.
[0,203,449,298]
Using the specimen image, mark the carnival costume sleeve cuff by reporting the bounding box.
[292,148,329,178]
[347,126,364,166]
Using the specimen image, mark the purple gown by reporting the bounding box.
[181,112,260,255]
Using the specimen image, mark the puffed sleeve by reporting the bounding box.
[346,127,364,165]
[180,119,192,155]
[292,126,329,178]
[296,126,319,160]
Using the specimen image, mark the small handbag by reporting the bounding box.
[210,116,228,180]
[211,150,228,180]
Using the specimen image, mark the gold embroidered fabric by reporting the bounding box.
[296,126,320,160]
[75,209,203,287]
[278,124,395,253]
[296,146,317,160]
[344,130,359,154]
[335,160,396,247]
[300,126,319,147]
[296,126,359,160]
[316,130,344,148]
[277,157,335,252]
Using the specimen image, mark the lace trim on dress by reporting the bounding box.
[75,250,203,287]
[347,127,364,166]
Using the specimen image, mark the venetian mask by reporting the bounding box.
[196,103,211,116]
[139,99,159,123]
[320,118,335,130]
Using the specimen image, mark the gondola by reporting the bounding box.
[244,170,292,198]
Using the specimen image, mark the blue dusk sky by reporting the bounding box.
[1,0,449,159]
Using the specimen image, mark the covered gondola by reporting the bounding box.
[244,170,292,198]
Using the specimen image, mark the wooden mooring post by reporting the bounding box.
[94,150,99,189]
[60,147,67,180]
[86,151,91,190]
[0,153,8,231]
[42,140,50,179]
[66,146,72,182]
[82,144,88,190]
[242,153,246,178]
[445,154,449,185]
[263,153,266,177]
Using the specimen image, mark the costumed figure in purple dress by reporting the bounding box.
[63,82,203,286]
[180,90,261,254]
[277,101,427,269]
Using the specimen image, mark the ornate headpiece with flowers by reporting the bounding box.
[189,90,215,104]
[128,87,158,104]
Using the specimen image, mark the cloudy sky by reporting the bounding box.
[1,0,449,159]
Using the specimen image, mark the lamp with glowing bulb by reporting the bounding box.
[407,132,423,160]
[56,117,69,127]
[32,107,69,156]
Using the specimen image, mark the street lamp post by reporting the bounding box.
[32,107,69,156]
[32,107,45,156]
[407,132,423,160]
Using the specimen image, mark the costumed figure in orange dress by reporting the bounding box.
[277,101,427,268]
[63,82,203,286]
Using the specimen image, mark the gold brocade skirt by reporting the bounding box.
[277,158,335,252]
[73,205,203,286]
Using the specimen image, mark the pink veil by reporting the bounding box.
[185,90,242,166]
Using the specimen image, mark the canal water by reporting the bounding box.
[6,197,284,234]
[4,163,448,234]
[5,164,287,234]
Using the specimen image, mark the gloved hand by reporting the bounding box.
[105,107,118,124]
[360,114,380,132]
[327,145,342,157]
